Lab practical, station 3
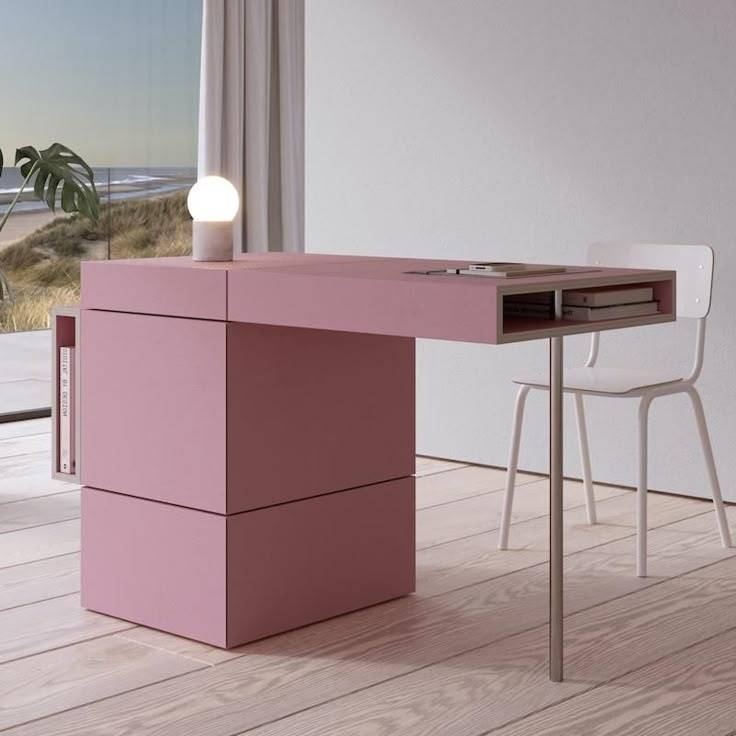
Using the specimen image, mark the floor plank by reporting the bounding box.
[0,519,79,569]
[491,593,736,735]
[244,556,736,736]
[415,456,469,476]
[0,491,80,534]
[0,554,80,611]
[0,434,731,736]
[0,380,50,417]
[0,451,51,480]
[0,635,205,730]
[417,478,630,550]
[0,470,79,505]
[417,488,714,597]
[416,465,538,509]
[0,594,135,665]
[523,628,736,736]
[7,507,730,736]
[0,419,49,441]
[115,629,243,666]
[0,434,51,460]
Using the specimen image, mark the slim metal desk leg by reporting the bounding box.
[549,302,564,682]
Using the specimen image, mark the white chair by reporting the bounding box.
[497,243,732,576]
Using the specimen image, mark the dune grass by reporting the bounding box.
[0,192,192,332]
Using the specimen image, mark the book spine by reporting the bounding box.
[504,303,554,319]
[561,306,590,320]
[59,347,71,474]
[562,293,594,307]
[69,347,76,474]
[563,287,654,307]
[561,302,658,321]
[509,293,554,305]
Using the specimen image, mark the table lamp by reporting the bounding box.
[187,176,240,261]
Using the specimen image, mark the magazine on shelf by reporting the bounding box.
[562,285,654,307]
[59,346,75,474]
[561,301,659,322]
[504,299,660,321]
[503,300,555,319]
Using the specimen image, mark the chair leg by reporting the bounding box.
[573,393,597,525]
[498,385,531,550]
[686,387,732,548]
[637,397,652,577]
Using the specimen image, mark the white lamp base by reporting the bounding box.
[192,221,234,262]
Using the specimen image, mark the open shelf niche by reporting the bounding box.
[51,306,81,482]
[500,277,676,343]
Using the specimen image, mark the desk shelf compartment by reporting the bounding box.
[51,306,81,482]
[499,276,676,343]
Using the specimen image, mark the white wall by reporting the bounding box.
[305,0,736,499]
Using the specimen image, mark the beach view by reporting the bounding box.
[1,0,201,340]
[0,167,196,332]
[0,0,201,416]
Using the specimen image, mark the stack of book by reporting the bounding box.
[59,346,76,474]
[503,285,659,321]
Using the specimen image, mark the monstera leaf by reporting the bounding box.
[15,143,100,223]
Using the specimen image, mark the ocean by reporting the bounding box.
[0,166,197,213]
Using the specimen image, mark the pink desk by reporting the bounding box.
[53,253,676,682]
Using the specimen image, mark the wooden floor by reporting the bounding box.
[2,419,736,735]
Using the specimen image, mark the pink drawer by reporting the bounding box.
[81,478,415,647]
[81,310,415,513]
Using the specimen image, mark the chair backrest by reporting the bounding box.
[587,243,714,319]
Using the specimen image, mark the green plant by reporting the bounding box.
[0,143,100,301]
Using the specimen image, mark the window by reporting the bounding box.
[0,0,202,418]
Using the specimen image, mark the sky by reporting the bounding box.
[0,0,202,167]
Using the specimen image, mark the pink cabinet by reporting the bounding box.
[81,310,228,512]
[78,281,416,648]
[82,478,415,647]
[81,311,414,514]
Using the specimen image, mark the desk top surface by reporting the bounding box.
[81,253,676,344]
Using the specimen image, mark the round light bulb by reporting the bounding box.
[187,176,240,222]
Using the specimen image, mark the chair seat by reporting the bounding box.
[513,366,684,395]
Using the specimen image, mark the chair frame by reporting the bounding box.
[498,244,732,576]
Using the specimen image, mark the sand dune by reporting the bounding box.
[0,211,62,249]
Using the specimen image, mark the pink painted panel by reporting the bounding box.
[79,253,376,321]
[226,476,415,646]
[81,254,673,344]
[81,487,227,646]
[651,278,675,315]
[81,478,415,649]
[81,260,228,320]
[80,310,228,513]
[226,259,674,343]
[227,268,500,343]
[54,313,76,347]
[226,323,415,512]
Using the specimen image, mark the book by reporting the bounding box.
[503,300,555,319]
[69,347,75,473]
[562,285,654,307]
[504,292,554,305]
[59,346,75,474]
[562,301,659,322]
[468,262,525,273]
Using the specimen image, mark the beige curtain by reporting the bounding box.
[198,0,304,253]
